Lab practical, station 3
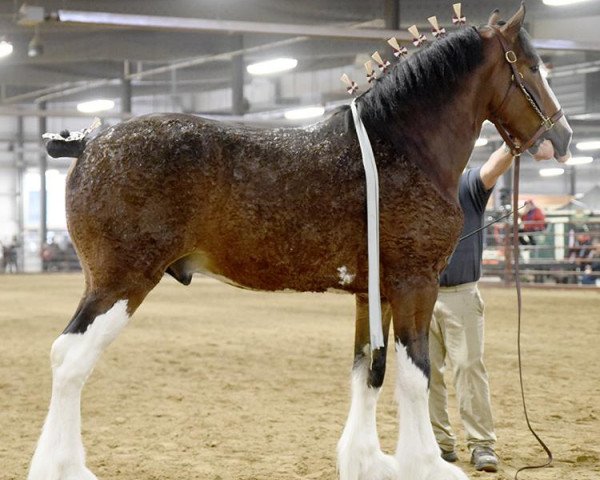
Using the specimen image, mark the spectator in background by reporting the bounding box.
[581,264,597,286]
[574,232,594,261]
[3,237,19,273]
[519,199,546,245]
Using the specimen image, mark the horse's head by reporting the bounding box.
[484,4,572,162]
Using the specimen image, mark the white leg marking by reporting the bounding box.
[29,300,130,480]
[394,342,469,480]
[337,353,399,480]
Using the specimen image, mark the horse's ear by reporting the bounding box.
[488,9,501,26]
[501,3,526,41]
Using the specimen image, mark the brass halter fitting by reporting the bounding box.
[542,117,555,131]
[505,50,518,63]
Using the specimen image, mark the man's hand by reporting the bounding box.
[532,139,555,162]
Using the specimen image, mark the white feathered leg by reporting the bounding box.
[394,342,468,480]
[29,300,130,480]
[338,353,399,480]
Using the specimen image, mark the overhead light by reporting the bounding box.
[570,113,600,121]
[475,137,488,147]
[539,167,565,177]
[565,156,594,165]
[576,140,600,151]
[543,0,593,5]
[0,39,14,58]
[284,106,325,120]
[77,99,115,113]
[247,57,298,76]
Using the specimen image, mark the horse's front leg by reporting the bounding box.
[387,277,468,480]
[337,294,398,480]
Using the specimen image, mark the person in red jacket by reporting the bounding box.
[519,199,546,245]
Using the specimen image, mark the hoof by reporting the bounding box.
[338,450,399,480]
[397,456,469,480]
[28,464,98,480]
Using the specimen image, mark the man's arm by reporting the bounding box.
[479,144,513,191]
[479,139,556,190]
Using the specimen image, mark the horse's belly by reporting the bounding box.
[167,249,365,293]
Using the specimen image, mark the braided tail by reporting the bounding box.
[42,118,101,159]
[45,130,87,158]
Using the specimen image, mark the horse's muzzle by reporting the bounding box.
[547,116,573,163]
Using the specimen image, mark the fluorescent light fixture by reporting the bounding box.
[576,140,600,151]
[539,167,565,177]
[0,40,14,58]
[543,0,592,5]
[247,57,297,76]
[77,99,115,113]
[284,106,325,120]
[565,156,593,165]
[475,137,488,147]
[570,113,600,121]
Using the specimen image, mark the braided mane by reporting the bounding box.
[358,27,484,127]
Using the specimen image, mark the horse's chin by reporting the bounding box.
[556,150,571,163]
[527,137,571,163]
[548,138,572,163]
[527,138,544,156]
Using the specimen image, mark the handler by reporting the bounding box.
[372,139,555,472]
[430,139,554,472]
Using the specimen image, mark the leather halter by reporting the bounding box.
[489,26,564,156]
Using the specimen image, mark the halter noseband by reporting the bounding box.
[489,26,564,156]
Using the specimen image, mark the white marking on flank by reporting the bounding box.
[28,300,130,480]
[337,265,356,286]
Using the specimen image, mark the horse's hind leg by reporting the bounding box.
[386,278,468,480]
[337,294,398,480]
[28,277,157,480]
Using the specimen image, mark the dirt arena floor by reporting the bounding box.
[1,274,598,480]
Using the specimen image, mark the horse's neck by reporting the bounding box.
[404,78,490,201]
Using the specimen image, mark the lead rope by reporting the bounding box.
[512,155,553,479]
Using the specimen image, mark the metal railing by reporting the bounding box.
[481,213,600,287]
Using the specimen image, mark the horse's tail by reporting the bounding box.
[43,118,101,159]
[45,131,87,159]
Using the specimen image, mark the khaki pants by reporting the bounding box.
[428,282,496,451]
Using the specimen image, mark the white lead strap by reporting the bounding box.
[350,99,385,352]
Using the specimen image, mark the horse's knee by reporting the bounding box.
[50,334,72,370]
[395,340,431,399]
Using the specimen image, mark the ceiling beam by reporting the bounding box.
[54,10,413,42]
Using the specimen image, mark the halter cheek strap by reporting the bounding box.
[489,26,564,155]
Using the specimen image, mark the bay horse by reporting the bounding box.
[29,6,571,480]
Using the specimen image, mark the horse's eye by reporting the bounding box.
[531,65,540,73]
